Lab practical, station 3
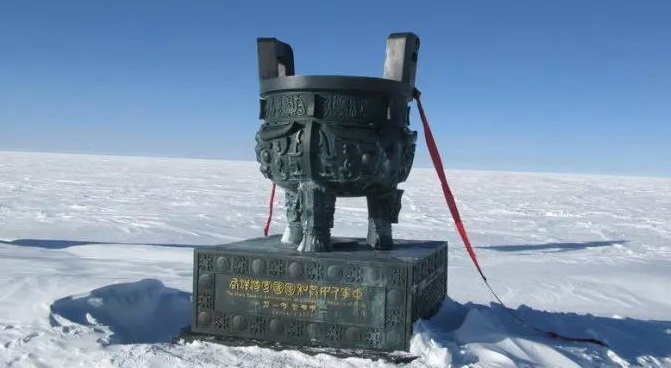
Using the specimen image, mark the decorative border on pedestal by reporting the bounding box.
[192,241,447,352]
[193,251,411,350]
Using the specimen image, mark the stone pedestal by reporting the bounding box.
[188,236,446,352]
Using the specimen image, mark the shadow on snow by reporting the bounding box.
[0,237,442,252]
[479,240,628,253]
[0,238,212,250]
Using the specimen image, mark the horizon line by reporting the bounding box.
[0,148,669,180]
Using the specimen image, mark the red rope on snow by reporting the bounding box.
[412,87,607,348]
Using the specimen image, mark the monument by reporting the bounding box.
[185,33,447,357]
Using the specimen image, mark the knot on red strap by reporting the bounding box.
[412,87,422,100]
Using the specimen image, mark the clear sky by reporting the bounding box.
[1,0,669,177]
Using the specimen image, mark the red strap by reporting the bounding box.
[263,183,277,236]
[259,91,607,347]
[412,87,607,347]
[412,88,486,281]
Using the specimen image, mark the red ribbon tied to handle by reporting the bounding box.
[411,87,607,347]
[260,87,608,347]
[412,87,487,281]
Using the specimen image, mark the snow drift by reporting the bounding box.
[50,279,190,344]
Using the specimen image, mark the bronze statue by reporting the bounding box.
[255,33,420,252]
[188,34,447,355]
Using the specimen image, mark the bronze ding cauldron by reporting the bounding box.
[255,33,420,252]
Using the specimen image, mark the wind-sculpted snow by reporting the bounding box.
[50,279,190,344]
[1,151,670,367]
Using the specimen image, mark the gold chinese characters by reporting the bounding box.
[228,277,364,302]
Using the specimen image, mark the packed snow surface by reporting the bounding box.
[1,151,670,367]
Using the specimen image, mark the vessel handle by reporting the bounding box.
[257,38,295,80]
[383,33,420,91]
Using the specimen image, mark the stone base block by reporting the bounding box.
[178,327,420,363]
[191,236,447,352]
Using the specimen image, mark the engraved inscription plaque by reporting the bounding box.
[215,274,384,326]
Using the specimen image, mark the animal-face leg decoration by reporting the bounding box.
[296,182,336,252]
[281,188,303,245]
[366,188,403,250]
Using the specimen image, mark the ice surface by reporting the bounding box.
[1,151,670,367]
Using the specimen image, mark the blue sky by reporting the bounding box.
[1,0,669,176]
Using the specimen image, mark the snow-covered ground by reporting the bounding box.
[0,150,669,367]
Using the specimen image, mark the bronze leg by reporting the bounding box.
[297,182,335,252]
[366,188,403,250]
[281,188,303,245]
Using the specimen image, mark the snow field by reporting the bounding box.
[1,151,670,367]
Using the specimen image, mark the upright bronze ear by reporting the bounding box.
[383,33,420,91]
[257,38,295,80]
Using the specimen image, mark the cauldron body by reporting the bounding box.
[256,76,416,195]
[255,35,419,252]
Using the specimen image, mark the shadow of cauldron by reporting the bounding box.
[255,34,420,252]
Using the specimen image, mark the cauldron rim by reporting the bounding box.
[260,75,412,98]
